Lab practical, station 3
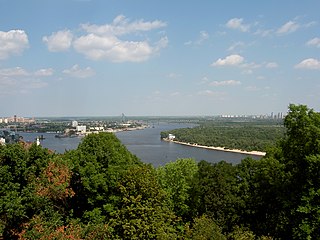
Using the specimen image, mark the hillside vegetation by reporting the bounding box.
[1,104,320,239]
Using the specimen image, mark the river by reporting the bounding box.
[19,122,261,166]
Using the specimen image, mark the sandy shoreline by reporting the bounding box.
[163,139,266,156]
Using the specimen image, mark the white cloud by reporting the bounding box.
[200,76,209,84]
[210,80,241,86]
[0,30,29,59]
[72,15,168,62]
[167,72,182,79]
[306,37,320,48]
[245,86,260,91]
[63,64,95,78]
[227,41,245,52]
[43,30,73,52]
[254,29,274,37]
[0,67,29,77]
[226,18,250,32]
[170,91,180,97]
[241,69,253,75]
[80,15,166,36]
[265,62,278,68]
[185,31,209,45]
[295,58,320,70]
[34,68,54,76]
[277,21,300,34]
[0,67,50,94]
[211,54,244,66]
[197,31,209,44]
[73,35,153,62]
[197,90,226,98]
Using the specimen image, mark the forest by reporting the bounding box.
[1,104,320,239]
[161,120,285,152]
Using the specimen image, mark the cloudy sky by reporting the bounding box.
[0,0,319,117]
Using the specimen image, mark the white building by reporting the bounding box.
[76,125,86,134]
[72,120,78,127]
[168,134,176,140]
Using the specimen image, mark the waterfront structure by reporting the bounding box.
[0,116,35,123]
[76,125,86,134]
[168,134,176,140]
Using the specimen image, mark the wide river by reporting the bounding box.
[19,123,261,167]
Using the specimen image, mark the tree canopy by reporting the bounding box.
[1,104,320,239]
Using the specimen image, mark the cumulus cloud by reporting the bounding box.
[63,64,95,78]
[0,30,29,59]
[0,67,50,94]
[226,18,250,32]
[43,30,73,52]
[277,21,300,34]
[211,54,244,66]
[306,37,320,48]
[295,58,320,70]
[210,80,241,86]
[71,15,168,62]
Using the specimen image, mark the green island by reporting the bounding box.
[1,104,320,239]
[161,119,285,154]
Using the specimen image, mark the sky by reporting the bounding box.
[0,0,319,117]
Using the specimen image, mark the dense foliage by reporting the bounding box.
[161,120,285,151]
[1,104,320,239]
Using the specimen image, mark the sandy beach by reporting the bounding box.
[163,139,266,156]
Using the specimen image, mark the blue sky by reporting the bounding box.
[0,0,319,117]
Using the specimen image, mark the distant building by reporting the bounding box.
[76,125,86,134]
[168,134,176,140]
[72,120,78,127]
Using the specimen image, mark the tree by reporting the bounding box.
[188,215,226,240]
[196,160,241,232]
[64,132,142,220]
[0,143,54,239]
[109,165,181,239]
[157,158,198,220]
[280,104,320,238]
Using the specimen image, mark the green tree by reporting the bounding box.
[279,104,320,238]
[0,143,54,239]
[157,158,198,220]
[188,215,226,240]
[64,132,142,220]
[196,160,241,232]
[109,165,181,239]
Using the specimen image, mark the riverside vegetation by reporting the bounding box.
[161,119,285,152]
[1,104,320,239]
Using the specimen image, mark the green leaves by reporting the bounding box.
[109,165,181,239]
[157,158,198,219]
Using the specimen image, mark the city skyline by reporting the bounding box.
[0,0,319,117]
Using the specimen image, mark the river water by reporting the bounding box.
[19,122,260,166]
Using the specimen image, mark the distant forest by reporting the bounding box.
[1,104,320,239]
[161,120,285,152]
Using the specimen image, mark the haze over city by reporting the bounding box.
[0,0,319,117]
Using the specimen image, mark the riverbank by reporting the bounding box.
[163,139,266,156]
